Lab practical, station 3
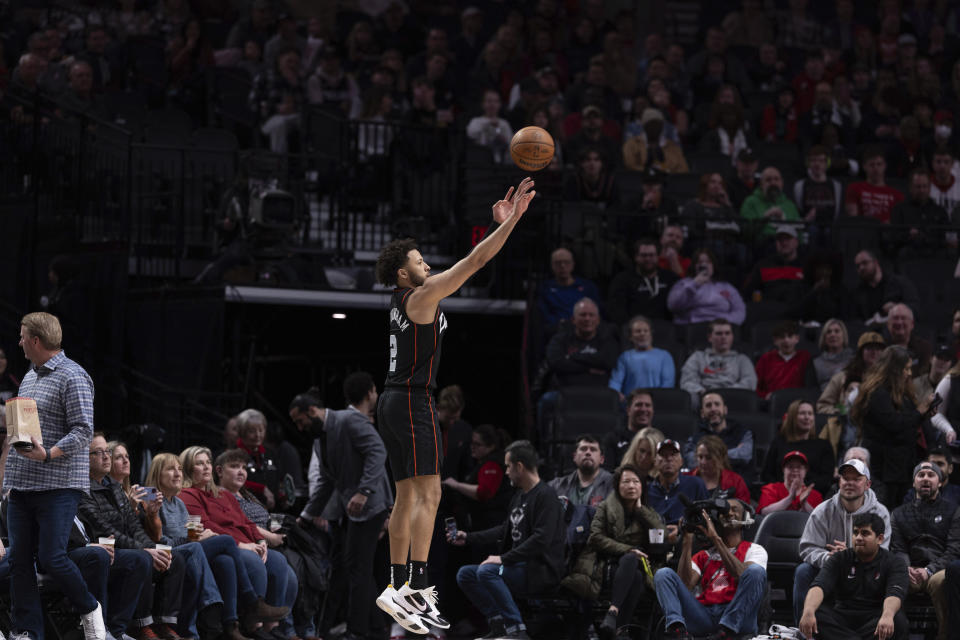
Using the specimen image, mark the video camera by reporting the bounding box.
[678,494,731,534]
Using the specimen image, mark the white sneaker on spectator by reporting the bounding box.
[397,584,450,629]
[376,585,429,635]
[80,602,107,640]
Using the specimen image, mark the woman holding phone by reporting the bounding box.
[666,248,746,325]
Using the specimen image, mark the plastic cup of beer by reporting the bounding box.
[186,515,202,541]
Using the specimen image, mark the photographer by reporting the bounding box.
[653,498,767,638]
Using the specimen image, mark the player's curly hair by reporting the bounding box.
[376,238,419,286]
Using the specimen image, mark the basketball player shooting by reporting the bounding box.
[373,177,536,634]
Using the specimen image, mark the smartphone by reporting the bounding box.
[142,486,158,502]
[444,517,457,539]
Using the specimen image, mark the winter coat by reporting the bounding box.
[561,491,664,599]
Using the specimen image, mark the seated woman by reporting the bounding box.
[619,427,664,503]
[761,400,836,495]
[757,450,823,514]
[684,435,750,503]
[562,464,664,640]
[145,453,289,640]
[817,331,885,422]
[666,248,746,326]
[811,319,854,391]
[179,446,298,638]
[234,409,281,509]
[442,424,513,531]
[108,440,146,510]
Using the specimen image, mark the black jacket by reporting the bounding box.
[852,273,920,322]
[606,267,678,324]
[78,476,155,550]
[545,321,621,388]
[860,387,937,486]
[468,480,566,593]
[890,494,960,575]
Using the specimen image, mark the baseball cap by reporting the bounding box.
[934,344,957,362]
[642,167,667,184]
[898,33,917,46]
[640,107,664,126]
[782,450,809,467]
[857,331,885,350]
[774,225,798,238]
[839,458,871,480]
[582,104,604,119]
[657,439,680,454]
[913,461,944,482]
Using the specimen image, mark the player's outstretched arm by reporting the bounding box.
[409,177,535,309]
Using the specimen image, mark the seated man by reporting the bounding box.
[69,518,154,640]
[548,434,613,508]
[890,461,960,639]
[78,433,195,640]
[537,247,601,334]
[647,439,708,530]
[903,446,960,504]
[450,440,565,640]
[754,320,812,400]
[545,298,620,389]
[680,320,757,408]
[607,239,678,324]
[608,315,676,396]
[683,392,755,484]
[602,389,654,469]
[799,513,908,640]
[653,498,768,639]
[794,458,891,624]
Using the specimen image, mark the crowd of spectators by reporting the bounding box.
[7,0,960,639]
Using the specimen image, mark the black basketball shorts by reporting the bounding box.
[377,388,444,481]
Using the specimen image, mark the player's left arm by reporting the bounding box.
[407,178,535,315]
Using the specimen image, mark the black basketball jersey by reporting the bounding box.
[384,287,448,391]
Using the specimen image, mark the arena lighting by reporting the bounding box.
[332,313,347,319]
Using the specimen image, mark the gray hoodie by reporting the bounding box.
[680,348,757,403]
[798,488,891,568]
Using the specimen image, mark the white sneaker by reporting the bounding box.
[80,602,107,640]
[397,583,450,629]
[376,585,429,635]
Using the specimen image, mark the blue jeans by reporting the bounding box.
[202,535,257,624]
[456,562,528,630]
[238,548,291,606]
[793,562,818,625]
[654,564,766,635]
[8,489,98,640]
[70,547,153,638]
[175,542,223,637]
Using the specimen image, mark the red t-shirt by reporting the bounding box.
[757,481,823,512]
[844,181,904,223]
[692,540,766,605]
[475,460,504,501]
[659,255,690,276]
[755,349,812,398]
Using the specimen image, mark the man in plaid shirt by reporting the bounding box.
[4,312,106,640]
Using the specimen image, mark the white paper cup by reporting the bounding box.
[98,537,115,546]
[648,529,665,544]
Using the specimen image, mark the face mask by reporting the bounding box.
[936,124,952,138]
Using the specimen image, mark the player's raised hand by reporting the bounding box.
[491,177,536,223]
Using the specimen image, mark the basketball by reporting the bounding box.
[510,126,555,172]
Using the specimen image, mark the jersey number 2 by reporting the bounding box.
[389,335,398,372]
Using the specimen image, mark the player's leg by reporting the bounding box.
[396,474,449,629]
[378,479,429,634]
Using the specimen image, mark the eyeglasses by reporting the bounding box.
[89,449,110,457]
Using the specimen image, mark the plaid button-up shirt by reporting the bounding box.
[3,351,94,493]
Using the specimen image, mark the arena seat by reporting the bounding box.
[753,510,808,613]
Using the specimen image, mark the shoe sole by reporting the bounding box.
[396,589,451,629]
[376,595,430,635]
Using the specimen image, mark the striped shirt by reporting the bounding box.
[3,351,94,493]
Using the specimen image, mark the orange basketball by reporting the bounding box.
[509,126,555,172]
